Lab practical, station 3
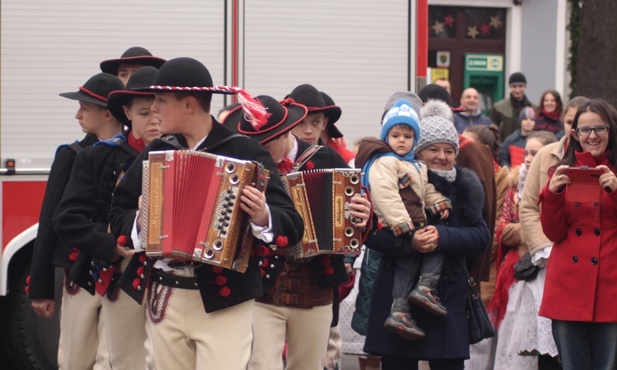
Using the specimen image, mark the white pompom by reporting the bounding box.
[420,99,453,121]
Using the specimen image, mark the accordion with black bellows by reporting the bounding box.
[141,150,269,272]
[282,168,363,260]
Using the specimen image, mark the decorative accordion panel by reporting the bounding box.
[141,150,269,272]
[283,168,362,260]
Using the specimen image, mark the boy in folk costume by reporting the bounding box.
[223,95,373,370]
[100,46,166,86]
[30,72,124,370]
[108,58,303,370]
[357,100,452,340]
[53,66,161,369]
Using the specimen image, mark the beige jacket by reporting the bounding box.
[368,156,449,235]
[519,136,566,255]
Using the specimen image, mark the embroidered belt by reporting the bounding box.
[152,269,199,290]
[257,262,333,308]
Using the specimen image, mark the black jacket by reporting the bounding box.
[109,121,304,313]
[53,135,138,294]
[364,167,490,360]
[260,138,351,297]
[29,133,98,300]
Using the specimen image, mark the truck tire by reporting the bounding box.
[0,262,60,370]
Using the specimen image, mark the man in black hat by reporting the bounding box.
[108,57,303,370]
[490,72,535,142]
[29,72,124,370]
[100,46,166,86]
[223,95,372,370]
[53,66,161,370]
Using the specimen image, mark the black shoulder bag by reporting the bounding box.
[461,259,495,344]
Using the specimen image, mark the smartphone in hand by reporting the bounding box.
[565,166,603,203]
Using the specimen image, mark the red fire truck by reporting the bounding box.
[0,1,427,368]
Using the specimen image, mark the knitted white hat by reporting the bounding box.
[416,99,459,155]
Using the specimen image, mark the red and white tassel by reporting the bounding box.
[237,89,270,130]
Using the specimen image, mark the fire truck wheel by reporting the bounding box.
[0,262,60,370]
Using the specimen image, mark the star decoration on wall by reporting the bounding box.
[490,15,502,29]
[480,23,491,36]
[432,20,445,35]
[444,15,455,27]
[467,25,479,39]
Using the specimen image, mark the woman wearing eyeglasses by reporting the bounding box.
[539,99,617,370]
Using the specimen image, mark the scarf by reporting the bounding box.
[361,142,421,190]
[541,108,561,122]
[128,131,145,153]
[277,157,294,174]
[510,93,527,108]
[429,167,457,183]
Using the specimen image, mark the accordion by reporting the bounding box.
[141,150,269,273]
[282,168,363,260]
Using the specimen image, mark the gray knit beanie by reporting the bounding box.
[416,100,459,155]
[383,91,423,118]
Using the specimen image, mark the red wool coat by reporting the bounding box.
[539,151,617,323]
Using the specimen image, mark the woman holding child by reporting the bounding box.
[357,99,490,370]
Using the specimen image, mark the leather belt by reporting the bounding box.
[152,269,199,290]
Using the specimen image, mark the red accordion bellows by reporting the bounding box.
[282,168,362,260]
[141,150,269,272]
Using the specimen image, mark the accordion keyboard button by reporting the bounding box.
[266,274,270,279]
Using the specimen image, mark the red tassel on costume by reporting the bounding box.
[117,235,127,246]
[237,90,270,130]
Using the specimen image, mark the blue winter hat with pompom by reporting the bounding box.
[380,99,421,151]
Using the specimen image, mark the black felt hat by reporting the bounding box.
[319,91,344,138]
[107,66,158,127]
[134,57,238,95]
[223,95,308,145]
[287,84,342,125]
[418,84,465,112]
[59,73,124,107]
[100,47,166,75]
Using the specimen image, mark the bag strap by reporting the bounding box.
[459,258,481,299]
[292,145,322,172]
[68,142,84,154]
[202,133,246,152]
[114,137,140,158]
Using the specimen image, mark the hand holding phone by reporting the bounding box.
[564,166,603,203]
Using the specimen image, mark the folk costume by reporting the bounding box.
[99,46,166,76]
[53,67,159,370]
[31,72,124,370]
[108,58,303,370]
[223,95,364,370]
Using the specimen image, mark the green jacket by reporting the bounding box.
[491,94,534,142]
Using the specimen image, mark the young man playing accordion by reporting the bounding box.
[223,94,374,370]
[108,57,304,370]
